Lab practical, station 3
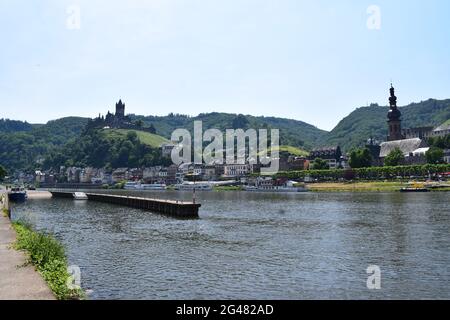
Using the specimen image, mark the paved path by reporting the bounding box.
[0,193,55,300]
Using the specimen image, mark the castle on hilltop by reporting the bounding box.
[87,99,156,133]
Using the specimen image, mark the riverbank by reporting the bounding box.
[12,222,85,300]
[305,181,450,192]
[0,206,55,299]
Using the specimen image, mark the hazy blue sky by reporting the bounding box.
[1,0,449,130]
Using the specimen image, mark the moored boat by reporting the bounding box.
[174,182,213,191]
[244,179,308,193]
[8,186,27,202]
[124,182,167,190]
[400,187,430,193]
[401,182,430,192]
[73,192,88,200]
[141,183,167,190]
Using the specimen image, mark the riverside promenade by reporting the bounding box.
[0,190,54,300]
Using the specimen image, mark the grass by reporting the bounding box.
[258,145,309,157]
[12,221,85,300]
[102,128,170,148]
[213,186,243,191]
[306,181,406,192]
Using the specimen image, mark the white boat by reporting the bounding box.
[124,182,167,190]
[73,192,88,200]
[124,182,139,190]
[140,184,167,190]
[174,182,213,191]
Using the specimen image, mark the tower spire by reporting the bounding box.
[387,84,403,141]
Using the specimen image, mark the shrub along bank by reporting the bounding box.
[12,221,84,300]
[274,164,450,181]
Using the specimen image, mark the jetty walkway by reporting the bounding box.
[50,191,201,219]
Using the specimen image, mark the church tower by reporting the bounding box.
[387,84,403,141]
[115,99,125,119]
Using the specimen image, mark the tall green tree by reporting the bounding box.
[349,148,373,168]
[311,158,329,170]
[384,148,405,167]
[426,147,444,164]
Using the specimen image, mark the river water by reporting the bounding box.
[10,190,450,299]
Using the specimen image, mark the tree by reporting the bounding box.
[126,130,138,141]
[0,165,6,181]
[311,158,329,170]
[134,120,143,128]
[384,148,404,167]
[232,114,249,129]
[349,148,373,168]
[426,147,444,164]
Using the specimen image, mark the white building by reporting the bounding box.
[444,149,450,164]
[223,164,250,177]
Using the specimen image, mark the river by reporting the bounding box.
[10,190,450,299]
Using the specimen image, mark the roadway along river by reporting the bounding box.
[10,190,450,299]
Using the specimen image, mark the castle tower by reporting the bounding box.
[115,99,125,119]
[387,84,403,141]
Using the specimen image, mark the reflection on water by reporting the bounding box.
[11,190,450,299]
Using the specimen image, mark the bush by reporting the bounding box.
[275,164,450,181]
[384,148,405,167]
[12,222,84,300]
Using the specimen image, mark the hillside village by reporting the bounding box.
[3,86,450,188]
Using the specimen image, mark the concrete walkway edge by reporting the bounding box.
[0,191,55,300]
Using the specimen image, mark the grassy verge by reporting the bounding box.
[430,187,450,192]
[213,186,243,191]
[12,221,85,300]
[306,181,406,192]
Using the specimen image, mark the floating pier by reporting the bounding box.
[50,191,200,219]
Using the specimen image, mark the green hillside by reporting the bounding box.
[0,119,33,133]
[321,99,450,151]
[258,145,309,157]
[2,98,450,173]
[0,117,89,172]
[101,129,169,148]
[128,112,327,150]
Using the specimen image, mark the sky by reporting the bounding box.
[1,0,450,131]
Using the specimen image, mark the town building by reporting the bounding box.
[444,149,450,164]
[223,164,250,177]
[161,143,175,158]
[66,167,82,183]
[203,165,217,180]
[402,126,434,139]
[166,164,179,185]
[309,146,342,169]
[112,168,129,183]
[379,138,428,165]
